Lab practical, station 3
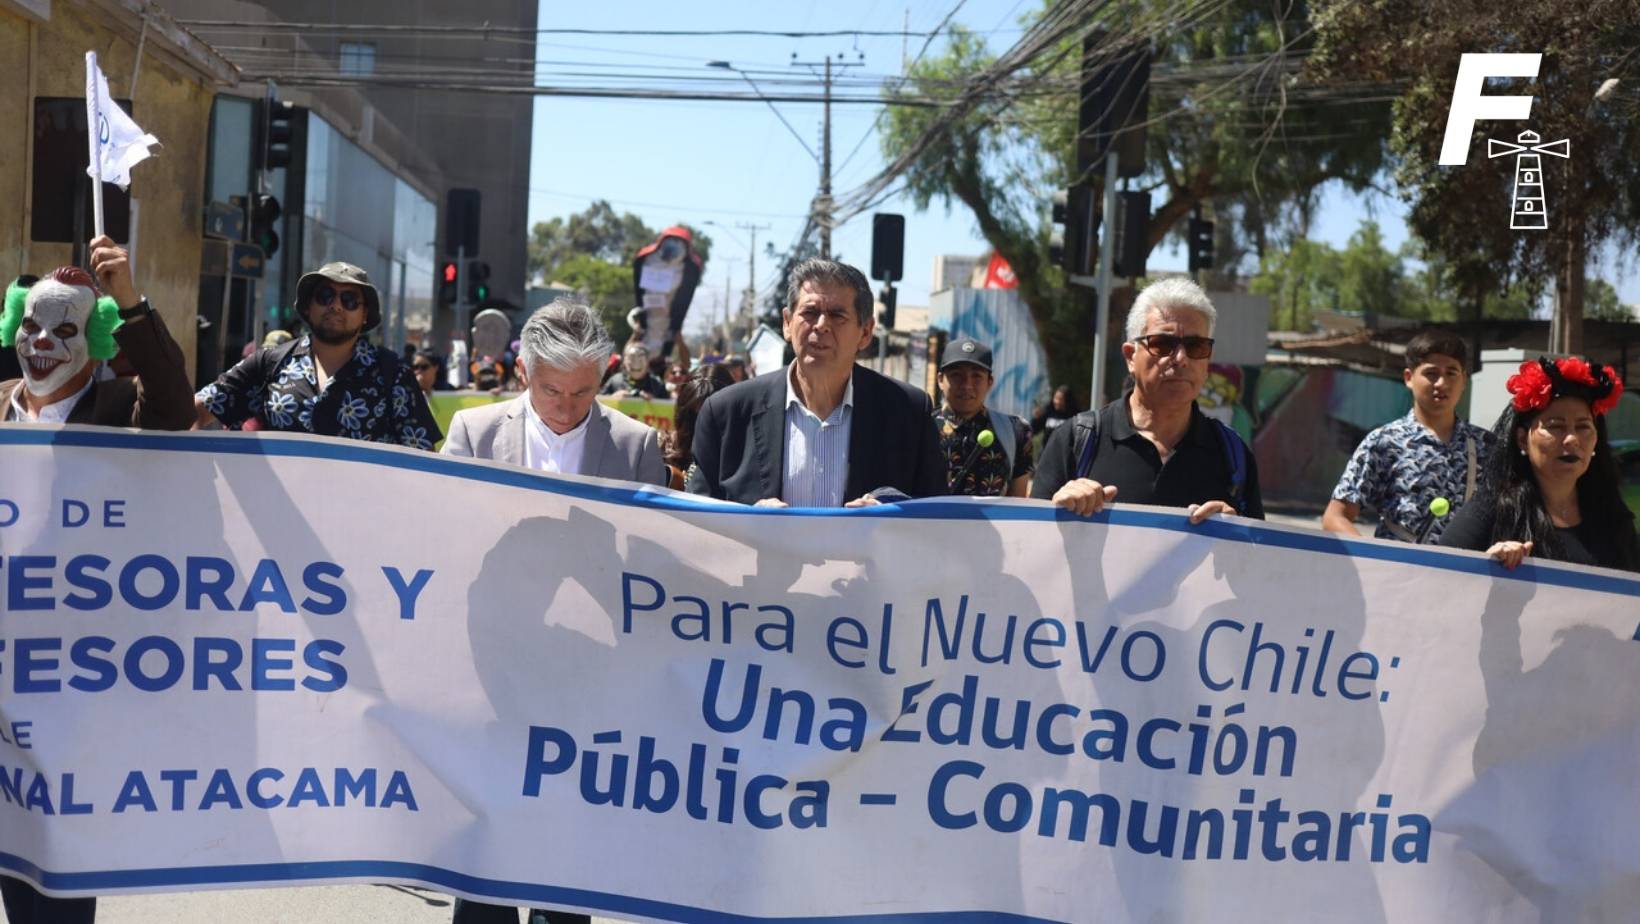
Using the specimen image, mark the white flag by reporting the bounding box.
[85,50,159,190]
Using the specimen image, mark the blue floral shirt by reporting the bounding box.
[197,335,440,450]
[1333,412,1495,543]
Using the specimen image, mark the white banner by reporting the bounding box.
[1,426,1637,922]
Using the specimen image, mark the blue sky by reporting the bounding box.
[527,1,1637,331]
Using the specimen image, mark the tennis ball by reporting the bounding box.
[1430,497,1451,518]
[977,429,996,447]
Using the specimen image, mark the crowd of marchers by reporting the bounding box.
[2,240,1636,924]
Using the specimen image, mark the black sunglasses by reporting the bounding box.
[411,361,436,372]
[313,285,364,311]
[1133,333,1214,360]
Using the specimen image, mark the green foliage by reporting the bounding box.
[1586,278,1635,322]
[1310,0,1640,344]
[1253,220,1543,328]
[527,201,714,345]
[551,254,634,344]
[527,199,713,287]
[876,3,1392,397]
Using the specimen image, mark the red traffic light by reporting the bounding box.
[442,262,458,283]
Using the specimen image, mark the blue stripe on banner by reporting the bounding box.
[0,852,1057,924]
[5,426,1639,598]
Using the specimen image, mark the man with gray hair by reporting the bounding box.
[442,297,664,487]
[1031,277,1263,521]
[688,258,944,506]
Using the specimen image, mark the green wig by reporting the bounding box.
[1,275,123,361]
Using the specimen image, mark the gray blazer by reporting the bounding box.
[441,395,666,486]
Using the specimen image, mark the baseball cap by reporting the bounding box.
[940,337,993,372]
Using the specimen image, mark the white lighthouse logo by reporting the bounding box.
[1487,129,1570,230]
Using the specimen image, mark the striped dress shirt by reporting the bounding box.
[781,364,854,507]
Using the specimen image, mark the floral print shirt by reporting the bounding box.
[197,335,440,450]
[935,407,1034,497]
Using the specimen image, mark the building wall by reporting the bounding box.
[1,0,226,377]
[168,0,536,318]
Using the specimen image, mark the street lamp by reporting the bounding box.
[706,60,819,163]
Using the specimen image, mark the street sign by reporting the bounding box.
[204,200,245,241]
[230,242,264,279]
[199,239,228,276]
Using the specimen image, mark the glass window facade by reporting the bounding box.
[339,43,376,76]
[302,114,436,348]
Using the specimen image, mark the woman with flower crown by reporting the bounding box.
[1439,356,1638,572]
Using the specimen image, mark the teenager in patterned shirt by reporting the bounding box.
[934,337,1033,497]
[1324,329,1495,543]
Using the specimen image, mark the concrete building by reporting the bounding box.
[2,0,235,375]
[161,0,535,374]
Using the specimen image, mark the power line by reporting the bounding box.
[180,21,1019,39]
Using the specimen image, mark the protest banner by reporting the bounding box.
[0,426,1636,922]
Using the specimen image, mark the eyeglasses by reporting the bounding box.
[411,361,435,372]
[313,285,364,311]
[1133,333,1215,360]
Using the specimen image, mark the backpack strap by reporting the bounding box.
[987,409,1017,477]
[1070,409,1102,480]
[1464,432,1478,501]
[1209,418,1248,505]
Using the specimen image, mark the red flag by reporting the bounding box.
[982,253,1018,289]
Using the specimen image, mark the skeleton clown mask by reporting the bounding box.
[2,268,122,397]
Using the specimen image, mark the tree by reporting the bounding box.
[550,254,635,344]
[526,201,714,346]
[1586,278,1634,322]
[527,200,712,286]
[878,4,1392,395]
[1252,219,1543,329]
[1310,0,1640,353]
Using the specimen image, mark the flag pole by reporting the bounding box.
[85,51,105,239]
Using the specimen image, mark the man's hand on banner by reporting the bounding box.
[88,235,141,311]
[1187,500,1237,525]
[1052,478,1118,516]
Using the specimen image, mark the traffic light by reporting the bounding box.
[1078,35,1151,180]
[1049,185,1095,276]
[871,213,905,282]
[467,260,491,303]
[263,98,294,171]
[879,285,897,330]
[1114,190,1151,279]
[249,193,281,257]
[439,261,458,305]
[1187,216,1215,272]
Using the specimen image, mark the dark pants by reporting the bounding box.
[0,877,96,924]
[451,898,590,924]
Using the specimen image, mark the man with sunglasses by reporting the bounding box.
[1032,277,1263,522]
[194,262,440,448]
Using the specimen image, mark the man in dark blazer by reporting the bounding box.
[687,259,944,506]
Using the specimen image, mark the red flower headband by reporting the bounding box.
[1506,356,1624,416]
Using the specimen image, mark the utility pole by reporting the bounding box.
[737,222,770,333]
[793,54,862,259]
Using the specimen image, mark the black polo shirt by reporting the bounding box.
[1031,392,1264,518]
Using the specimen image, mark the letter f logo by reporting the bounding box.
[1439,53,1542,165]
